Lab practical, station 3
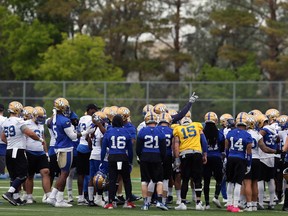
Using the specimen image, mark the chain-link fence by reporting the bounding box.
[0,80,287,126]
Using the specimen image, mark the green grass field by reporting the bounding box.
[0,175,286,216]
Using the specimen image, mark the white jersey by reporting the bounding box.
[46,118,56,147]
[247,129,263,159]
[0,115,7,144]
[90,128,103,160]
[2,116,27,149]
[223,128,231,138]
[137,121,146,133]
[278,129,288,150]
[26,120,44,152]
[78,115,92,146]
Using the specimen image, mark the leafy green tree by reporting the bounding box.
[34,33,123,81]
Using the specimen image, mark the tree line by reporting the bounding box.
[0,0,287,83]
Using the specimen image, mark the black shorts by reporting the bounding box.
[226,157,246,184]
[180,153,203,180]
[203,156,223,183]
[76,152,90,175]
[71,156,77,168]
[26,152,49,176]
[259,161,275,181]
[140,161,163,183]
[6,149,28,179]
[244,158,261,180]
[0,155,5,174]
[49,154,60,177]
[163,155,173,180]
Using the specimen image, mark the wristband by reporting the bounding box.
[39,138,44,143]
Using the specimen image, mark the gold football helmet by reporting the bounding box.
[219,113,233,127]
[101,107,115,122]
[142,104,154,116]
[248,109,262,116]
[235,112,249,127]
[144,111,158,124]
[33,106,47,124]
[168,109,178,116]
[204,112,218,124]
[110,106,119,114]
[8,101,23,116]
[117,106,130,122]
[93,172,108,190]
[54,97,70,117]
[92,111,107,124]
[153,103,168,114]
[246,114,256,129]
[255,114,268,129]
[158,112,172,124]
[265,108,280,123]
[23,106,34,120]
[180,117,192,126]
[277,115,288,129]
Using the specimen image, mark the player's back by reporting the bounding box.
[173,122,203,153]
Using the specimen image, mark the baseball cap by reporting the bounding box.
[86,103,101,112]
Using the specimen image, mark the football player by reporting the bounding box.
[46,98,94,207]
[173,115,207,211]
[136,111,168,211]
[243,114,282,211]
[1,101,45,206]
[24,106,51,204]
[282,135,288,211]
[257,110,279,210]
[225,112,253,213]
[0,104,7,177]
[203,112,225,209]
[76,104,99,205]
[101,115,135,209]
[87,111,107,207]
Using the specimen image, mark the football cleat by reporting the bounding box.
[204,112,218,124]
[2,192,17,206]
[54,98,70,117]
[231,206,243,212]
[141,203,149,210]
[46,197,56,206]
[117,107,130,122]
[175,202,187,210]
[144,111,158,124]
[153,103,168,114]
[55,200,72,207]
[23,106,34,120]
[104,203,114,209]
[212,197,221,208]
[158,112,172,124]
[195,201,205,210]
[34,106,47,124]
[8,101,24,117]
[156,201,168,210]
[123,201,136,208]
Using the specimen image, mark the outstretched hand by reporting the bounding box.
[189,92,198,103]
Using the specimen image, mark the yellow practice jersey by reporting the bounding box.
[173,122,203,153]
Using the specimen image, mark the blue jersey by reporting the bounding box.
[207,130,225,158]
[226,128,253,159]
[261,127,278,150]
[51,114,74,149]
[156,125,173,156]
[124,122,136,140]
[136,126,166,162]
[101,127,133,163]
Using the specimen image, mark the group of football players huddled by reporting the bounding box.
[0,93,288,212]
